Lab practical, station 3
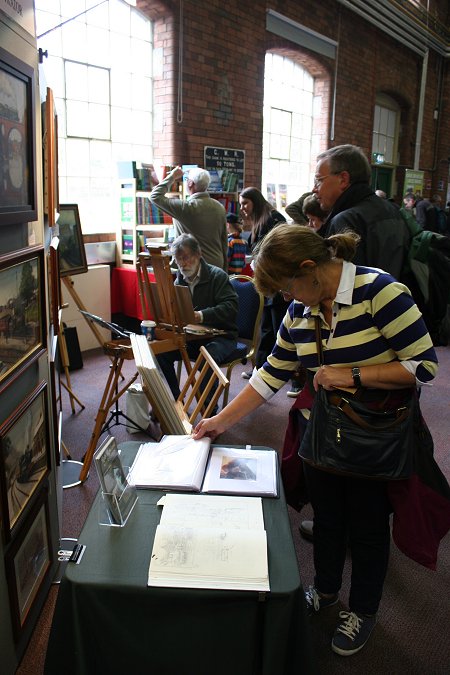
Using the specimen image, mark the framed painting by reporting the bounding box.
[57,204,88,277]
[48,236,61,335]
[0,247,46,388]
[0,46,37,226]
[0,381,50,537]
[5,489,52,639]
[43,87,59,227]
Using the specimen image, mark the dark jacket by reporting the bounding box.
[248,210,286,250]
[175,258,238,338]
[325,183,411,280]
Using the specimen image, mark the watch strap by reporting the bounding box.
[352,367,362,388]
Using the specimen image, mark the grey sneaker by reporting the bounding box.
[332,611,376,656]
[305,586,339,615]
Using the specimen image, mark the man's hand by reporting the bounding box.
[193,311,202,324]
[170,166,184,182]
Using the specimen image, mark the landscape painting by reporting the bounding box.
[0,250,44,387]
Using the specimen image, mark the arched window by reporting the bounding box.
[263,53,316,215]
[36,0,154,233]
[371,94,400,197]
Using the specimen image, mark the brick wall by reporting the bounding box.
[136,0,450,199]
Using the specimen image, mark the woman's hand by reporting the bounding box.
[192,414,227,441]
[313,365,352,391]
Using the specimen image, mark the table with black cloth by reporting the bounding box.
[44,443,313,675]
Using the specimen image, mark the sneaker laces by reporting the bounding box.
[305,586,321,611]
[336,611,362,641]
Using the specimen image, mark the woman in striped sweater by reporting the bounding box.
[193,224,438,657]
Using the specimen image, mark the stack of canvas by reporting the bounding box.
[130,333,188,434]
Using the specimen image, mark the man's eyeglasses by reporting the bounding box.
[313,174,333,188]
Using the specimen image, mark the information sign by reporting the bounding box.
[204,147,245,191]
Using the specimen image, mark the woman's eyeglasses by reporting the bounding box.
[279,274,298,297]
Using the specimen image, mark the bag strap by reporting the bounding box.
[314,316,324,366]
[328,392,410,431]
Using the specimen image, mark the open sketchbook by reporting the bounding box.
[148,493,270,591]
[128,436,279,497]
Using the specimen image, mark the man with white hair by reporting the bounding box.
[150,165,228,270]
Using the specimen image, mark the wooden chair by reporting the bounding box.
[131,335,228,435]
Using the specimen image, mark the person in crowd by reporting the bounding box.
[302,194,328,235]
[375,189,386,198]
[314,144,411,281]
[150,165,228,271]
[429,194,447,234]
[238,187,288,381]
[156,234,238,410]
[285,191,311,224]
[193,224,438,656]
[414,194,433,230]
[226,213,248,274]
[402,193,416,212]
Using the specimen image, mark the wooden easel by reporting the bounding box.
[79,339,139,482]
[62,275,112,351]
[136,244,193,375]
[59,317,85,415]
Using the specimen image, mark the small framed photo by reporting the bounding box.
[0,381,50,537]
[56,204,88,277]
[0,247,46,389]
[0,46,37,226]
[94,436,137,526]
[5,489,52,639]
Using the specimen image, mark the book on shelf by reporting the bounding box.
[148,493,270,591]
[128,435,279,497]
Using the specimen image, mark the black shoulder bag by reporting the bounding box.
[299,318,415,480]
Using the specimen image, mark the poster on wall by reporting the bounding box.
[404,169,424,196]
[204,146,245,192]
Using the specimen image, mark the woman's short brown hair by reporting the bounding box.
[253,224,359,296]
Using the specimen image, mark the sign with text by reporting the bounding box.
[204,146,245,191]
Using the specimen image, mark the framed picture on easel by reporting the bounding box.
[56,204,88,277]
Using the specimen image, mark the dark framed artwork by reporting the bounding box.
[49,334,62,466]
[0,381,50,537]
[0,247,46,389]
[5,489,52,640]
[57,204,88,277]
[0,46,37,226]
[48,236,61,335]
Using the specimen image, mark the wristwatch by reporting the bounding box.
[351,367,362,388]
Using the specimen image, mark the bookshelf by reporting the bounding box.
[118,177,175,266]
[117,164,240,266]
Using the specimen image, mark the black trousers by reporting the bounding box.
[303,463,391,615]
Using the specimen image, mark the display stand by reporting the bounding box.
[98,472,138,527]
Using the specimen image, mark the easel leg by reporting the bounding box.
[79,356,124,482]
[59,322,85,414]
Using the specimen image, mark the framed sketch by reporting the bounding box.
[5,490,52,639]
[0,381,50,537]
[57,204,88,277]
[0,46,37,226]
[0,247,46,389]
[48,236,61,335]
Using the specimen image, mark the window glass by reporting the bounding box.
[36,0,154,234]
[263,54,314,216]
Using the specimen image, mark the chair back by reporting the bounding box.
[230,275,264,349]
[178,346,229,426]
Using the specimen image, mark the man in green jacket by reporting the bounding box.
[150,166,228,271]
